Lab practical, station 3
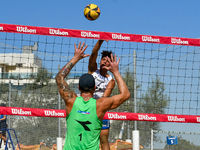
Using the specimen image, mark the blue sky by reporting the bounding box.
[1,0,200,148]
[1,0,200,39]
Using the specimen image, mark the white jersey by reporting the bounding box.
[92,69,113,99]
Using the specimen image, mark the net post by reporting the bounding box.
[8,80,11,129]
[57,138,62,150]
[126,120,131,142]
[133,50,137,130]
[58,91,61,137]
[150,129,153,150]
[132,130,139,150]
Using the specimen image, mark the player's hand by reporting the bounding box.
[102,54,120,73]
[74,42,90,61]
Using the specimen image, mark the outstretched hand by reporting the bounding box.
[102,54,120,73]
[74,42,90,61]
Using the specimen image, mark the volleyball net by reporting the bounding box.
[0,23,200,149]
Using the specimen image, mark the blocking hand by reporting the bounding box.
[102,54,120,74]
[74,42,90,61]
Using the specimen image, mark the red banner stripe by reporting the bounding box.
[1,107,200,123]
[0,23,199,46]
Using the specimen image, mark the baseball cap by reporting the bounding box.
[79,74,95,91]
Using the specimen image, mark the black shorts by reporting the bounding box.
[0,122,7,135]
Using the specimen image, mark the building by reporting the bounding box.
[0,42,42,85]
[0,42,81,86]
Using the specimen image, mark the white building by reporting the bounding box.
[0,53,42,74]
[0,42,42,85]
[0,42,80,86]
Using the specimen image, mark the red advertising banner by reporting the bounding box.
[1,106,200,123]
[0,23,200,46]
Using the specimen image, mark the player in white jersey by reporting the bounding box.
[88,40,115,150]
[92,68,113,99]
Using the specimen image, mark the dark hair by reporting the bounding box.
[101,50,113,59]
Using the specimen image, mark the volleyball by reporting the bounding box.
[84,4,100,21]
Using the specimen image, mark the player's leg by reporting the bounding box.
[100,120,110,150]
[1,122,6,144]
[100,129,110,150]
[0,123,3,145]
[1,134,6,144]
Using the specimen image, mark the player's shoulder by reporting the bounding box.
[65,96,77,105]
[107,74,114,81]
[96,97,111,104]
[95,68,100,73]
[96,97,105,103]
[96,97,113,111]
[89,68,99,75]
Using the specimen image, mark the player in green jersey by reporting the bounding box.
[55,42,130,150]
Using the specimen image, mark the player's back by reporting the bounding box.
[64,97,103,150]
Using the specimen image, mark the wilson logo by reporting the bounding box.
[81,32,100,38]
[171,38,189,45]
[168,116,185,122]
[142,36,160,43]
[44,110,64,117]
[49,29,68,36]
[197,117,200,122]
[138,115,157,121]
[11,109,32,115]
[112,34,130,40]
[107,113,127,119]
[0,27,3,31]
[17,26,36,33]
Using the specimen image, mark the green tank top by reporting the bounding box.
[64,97,103,150]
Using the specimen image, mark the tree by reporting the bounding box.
[164,136,200,150]
[35,67,52,86]
[137,75,169,148]
[0,82,9,101]
[138,75,168,114]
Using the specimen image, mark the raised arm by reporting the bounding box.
[107,55,130,109]
[88,40,104,74]
[97,54,130,118]
[55,42,89,103]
